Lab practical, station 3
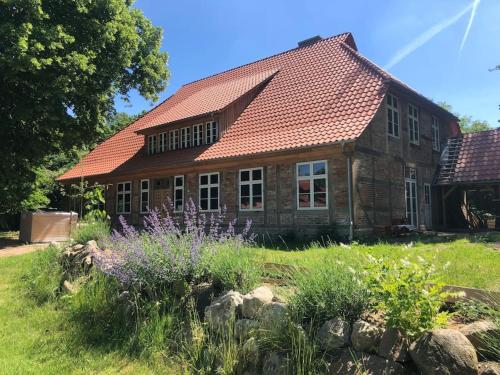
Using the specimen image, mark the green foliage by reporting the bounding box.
[438,102,492,134]
[22,244,63,304]
[290,261,370,326]
[364,256,450,338]
[0,0,169,214]
[72,219,110,245]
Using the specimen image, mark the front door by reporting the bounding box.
[423,183,432,229]
[405,167,418,227]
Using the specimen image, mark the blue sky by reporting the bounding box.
[116,0,500,126]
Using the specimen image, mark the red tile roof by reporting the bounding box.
[450,129,500,183]
[58,32,450,182]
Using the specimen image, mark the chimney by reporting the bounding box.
[297,35,322,48]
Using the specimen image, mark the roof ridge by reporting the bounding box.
[463,127,500,137]
[181,32,353,88]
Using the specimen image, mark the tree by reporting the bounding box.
[0,0,169,215]
[437,102,492,134]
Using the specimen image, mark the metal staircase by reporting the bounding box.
[434,137,463,185]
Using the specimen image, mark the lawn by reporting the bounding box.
[0,252,171,375]
[252,234,500,291]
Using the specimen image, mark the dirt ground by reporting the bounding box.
[0,232,50,257]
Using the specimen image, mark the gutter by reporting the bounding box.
[342,143,355,242]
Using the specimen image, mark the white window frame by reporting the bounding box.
[239,167,264,211]
[169,129,179,150]
[173,175,184,213]
[408,103,420,145]
[140,179,149,214]
[205,121,218,144]
[148,135,157,155]
[296,160,329,210]
[424,183,431,206]
[404,167,418,227]
[432,116,440,151]
[116,181,132,214]
[181,127,191,149]
[159,132,167,152]
[193,124,203,146]
[199,172,220,212]
[387,93,400,138]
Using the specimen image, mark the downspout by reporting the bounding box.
[347,153,354,242]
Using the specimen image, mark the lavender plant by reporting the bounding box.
[92,199,253,290]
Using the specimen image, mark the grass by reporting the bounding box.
[252,235,500,291]
[0,252,173,375]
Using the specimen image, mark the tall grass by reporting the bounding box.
[72,219,110,244]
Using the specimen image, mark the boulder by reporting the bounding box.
[242,337,260,366]
[478,362,500,375]
[191,282,215,318]
[409,329,478,375]
[62,280,77,295]
[85,240,99,252]
[235,319,259,341]
[204,290,243,332]
[460,320,499,359]
[262,352,288,375]
[317,317,351,351]
[72,243,85,251]
[351,320,384,354]
[258,302,288,331]
[242,286,274,319]
[378,328,410,362]
[329,349,409,375]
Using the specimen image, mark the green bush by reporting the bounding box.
[22,244,63,304]
[364,256,450,338]
[290,262,370,326]
[72,219,110,245]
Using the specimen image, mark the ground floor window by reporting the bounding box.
[296,160,328,209]
[199,172,219,211]
[117,182,131,214]
[174,175,184,212]
[239,167,263,210]
[405,167,417,226]
[140,179,149,213]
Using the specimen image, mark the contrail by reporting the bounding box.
[385,2,473,70]
[460,0,481,53]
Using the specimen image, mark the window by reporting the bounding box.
[148,135,157,155]
[140,179,149,213]
[193,124,203,146]
[181,127,191,148]
[404,167,418,227]
[424,183,431,205]
[116,182,131,214]
[387,93,399,137]
[432,117,440,151]
[408,103,419,144]
[239,168,264,211]
[205,121,218,144]
[174,176,184,212]
[296,160,328,209]
[159,132,167,152]
[199,172,219,211]
[169,129,179,150]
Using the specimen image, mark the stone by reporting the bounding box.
[235,319,259,341]
[329,349,409,375]
[242,286,274,319]
[204,290,243,332]
[460,320,499,359]
[242,337,260,366]
[409,329,478,375]
[317,317,351,351]
[72,243,84,251]
[378,327,410,362]
[258,302,288,331]
[191,282,216,318]
[262,352,288,375]
[478,362,500,375]
[351,320,384,354]
[62,280,77,294]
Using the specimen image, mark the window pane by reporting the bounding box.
[210,198,218,210]
[252,169,262,180]
[118,184,123,192]
[299,193,310,208]
[142,180,148,190]
[125,182,131,191]
[175,177,183,187]
[210,187,218,199]
[210,174,218,184]
[298,180,310,194]
[313,162,326,175]
[240,196,250,209]
[200,175,208,185]
[200,199,208,211]
[314,193,327,207]
[314,178,326,193]
[240,170,250,182]
[241,184,250,197]
[175,201,182,212]
[175,190,182,200]
[200,188,208,199]
[253,183,262,196]
[253,196,263,209]
[298,164,310,177]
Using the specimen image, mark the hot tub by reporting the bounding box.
[19,211,78,243]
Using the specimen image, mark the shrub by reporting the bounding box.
[72,218,110,245]
[364,255,451,338]
[22,244,63,304]
[290,261,370,326]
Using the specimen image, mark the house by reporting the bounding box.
[58,32,461,239]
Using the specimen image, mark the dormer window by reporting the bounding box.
[148,135,157,155]
[169,129,179,150]
[159,132,167,152]
[181,127,191,148]
[206,121,218,144]
[193,124,203,146]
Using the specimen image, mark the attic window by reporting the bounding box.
[169,129,179,150]
[181,127,191,148]
[206,121,218,144]
[387,93,400,138]
[148,135,157,155]
[432,117,440,151]
[408,103,419,145]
